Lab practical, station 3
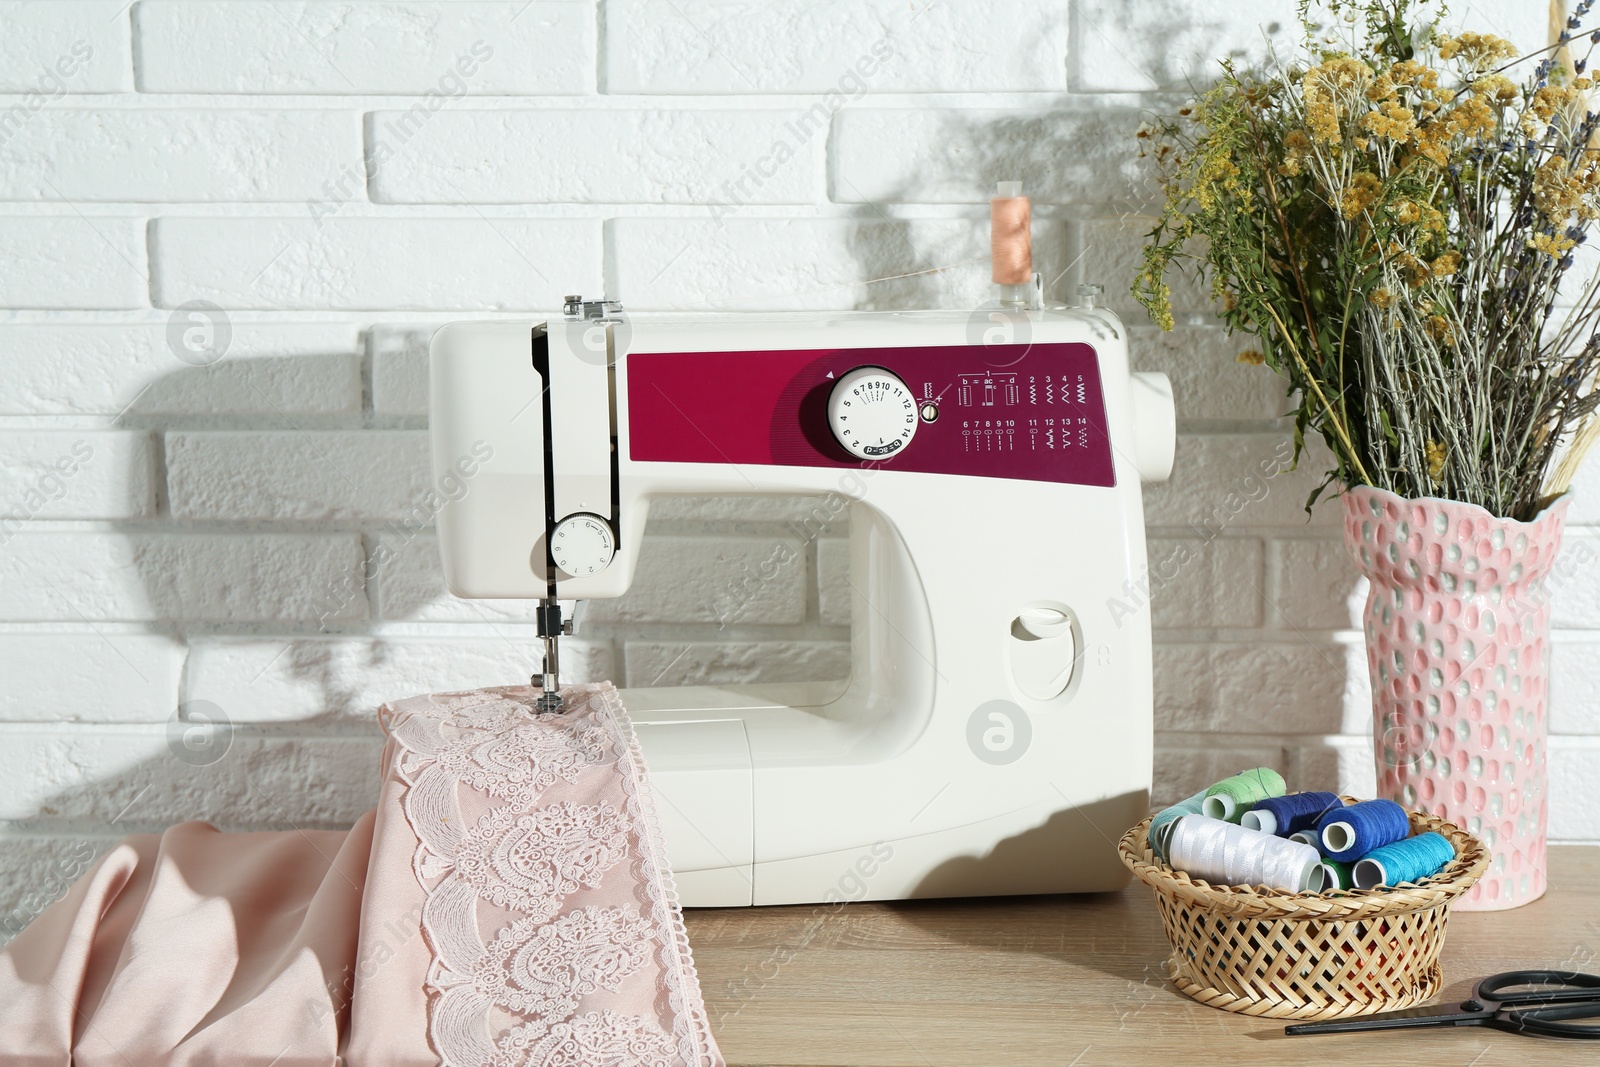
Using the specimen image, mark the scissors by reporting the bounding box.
[1285,970,1600,1039]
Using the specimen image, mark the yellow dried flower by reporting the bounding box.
[1471,74,1519,106]
[1425,440,1447,481]
[1392,200,1422,225]
[1303,56,1373,142]
[1528,232,1577,259]
[1438,33,1518,72]
[1534,158,1585,220]
[1340,171,1383,219]
[1236,349,1266,365]
[1369,287,1394,309]
[1430,251,1462,277]
[1425,315,1456,346]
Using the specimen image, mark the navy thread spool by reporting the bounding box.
[1353,832,1455,889]
[1317,798,1410,862]
[1241,792,1343,837]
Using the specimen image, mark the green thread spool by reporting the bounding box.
[1201,767,1287,824]
[1309,859,1354,892]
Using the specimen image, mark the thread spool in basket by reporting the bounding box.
[1318,798,1410,862]
[1166,814,1320,892]
[1200,767,1287,824]
[1352,832,1456,889]
[1241,791,1343,837]
[1308,859,1354,892]
[1149,788,1208,861]
[1288,830,1320,848]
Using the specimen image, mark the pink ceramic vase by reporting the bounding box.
[1342,484,1569,910]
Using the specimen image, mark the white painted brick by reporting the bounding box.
[1152,743,1285,810]
[1154,641,1351,734]
[1070,0,1548,93]
[606,0,1066,93]
[371,110,818,204]
[0,431,155,520]
[646,495,850,528]
[1552,740,1600,841]
[0,217,145,309]
[371,326,431,416]
[1553,641,1600,736]
[1294,735,1380,799]
[376,532,542,622]
[0,533,366,622]
[0,2,128,93]
[1144,537,1263,629]
[166,431,430,522]
[612,217,1071,311]
[1271,538,1367,630]
[1070,0,1295,93]
[832,108,1142,204]
[1143,433,1338,529]
[0,324,362,417]
[0,635,183,724]
[586,536,807,626]
[0,730,380,828]
[624,640,850,687]
[152,217,599,310]
[134,2,589,95]
[1562,449,1600,525]
[1127,325,1289,423]
[817,537,850,627]
[1079,216,1215,317]
[186,638,614,724]
[0,111,356,202]
[0,836,112,947]
[1550,528,1600,629]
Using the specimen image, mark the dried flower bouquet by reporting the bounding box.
[1137,0,1600,520]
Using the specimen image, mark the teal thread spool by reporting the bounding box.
[1149,788,1207,862]
[1308,859,1354,892]
[1352,832,1455,889]
[1200,767,1287,824]
[1288,830,1320,848]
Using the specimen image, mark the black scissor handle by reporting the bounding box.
[1477,971,1600,1039]
[1477,970,1600,1006]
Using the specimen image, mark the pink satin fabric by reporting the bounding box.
[0,683,722,1067]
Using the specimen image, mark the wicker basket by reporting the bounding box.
[1118,802,1489,1020]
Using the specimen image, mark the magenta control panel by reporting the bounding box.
[626,341,1116,487]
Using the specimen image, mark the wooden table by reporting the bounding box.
[684,845,1600,1066]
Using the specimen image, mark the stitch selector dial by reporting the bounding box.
[550,513,615,577]
[827,366,918,460]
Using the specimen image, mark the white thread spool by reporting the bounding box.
[1166,815,1320,893]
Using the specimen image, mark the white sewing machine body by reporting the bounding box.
[430,307,1174,906]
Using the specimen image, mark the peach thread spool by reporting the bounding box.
[990,180,1033,307]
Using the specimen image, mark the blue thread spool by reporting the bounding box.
[1149,789,1207,861]
[1241,792,1343,837]
[1318,799,1410,862]
[1353,832,1455,888]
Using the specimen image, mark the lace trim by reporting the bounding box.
[381,683,720,1067]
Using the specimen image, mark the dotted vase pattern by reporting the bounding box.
[1343,485,1569,910]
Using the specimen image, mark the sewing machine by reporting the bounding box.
[429,298,1175,906]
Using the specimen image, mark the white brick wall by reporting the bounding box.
[0,1,1591,924]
